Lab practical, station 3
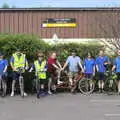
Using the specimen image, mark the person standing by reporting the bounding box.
[10,49,28,97]
[0,52,8,97]
[84,53,95,90]
[84,53,95,78]
[62,49,84,92]
[112,50,120,94]
[29,52,47,98]
[95,50,110,93]
[47,52,62,95]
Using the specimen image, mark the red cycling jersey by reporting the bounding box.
[48,57,57,73]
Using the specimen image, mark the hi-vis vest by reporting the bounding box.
[34,60,47,79]
[12,53,26,69]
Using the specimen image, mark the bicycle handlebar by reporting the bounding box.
[16,67,25,73]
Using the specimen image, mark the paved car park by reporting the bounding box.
[0,93,120,120]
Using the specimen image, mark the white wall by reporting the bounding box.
[42,38,115,55]
[43,38,103,45]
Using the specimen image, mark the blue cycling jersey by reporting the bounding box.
[95,56,110,73]
[114,57,120,73]
[0,59,8,75]
[84,58,95,74]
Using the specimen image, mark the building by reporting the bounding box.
[0,8,119,43]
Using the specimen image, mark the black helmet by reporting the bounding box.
[72,49,77,53]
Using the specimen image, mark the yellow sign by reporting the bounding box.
[42,23,77,28]
[42,18,77,28]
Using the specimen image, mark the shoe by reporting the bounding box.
[48,91,52,95]
[51,85,56,91]
[57,80,63,85]
[71,88,76,94]
[21,92,27,97]
[101,89,105,93]
[40,92,47,96]
[44,92,48,96]
[24,92,27,97]
[11,92,14,97]
[98,88,102,93]
[37,92,40,99]
[71,90,76,94]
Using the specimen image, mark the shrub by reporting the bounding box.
[0,34,104,62]
[51,43,104,63]
[0,34,50,61]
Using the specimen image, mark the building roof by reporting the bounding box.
[0,7,120,11]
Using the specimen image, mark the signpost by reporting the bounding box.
[52,33,59,44]
[52,33,59,52]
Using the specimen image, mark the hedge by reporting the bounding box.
[51,43,104,63]
[0,34,105,62]
[0,34,104,92]
[0,34,50,61]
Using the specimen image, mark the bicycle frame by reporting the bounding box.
[56,71,84,90]
[104,71,117,94]
[73,73,85,82]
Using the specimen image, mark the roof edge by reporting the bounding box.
[0,7,120,11]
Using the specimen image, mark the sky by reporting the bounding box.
[0,0,120,8]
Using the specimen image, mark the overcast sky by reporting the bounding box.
[0,0,120,8]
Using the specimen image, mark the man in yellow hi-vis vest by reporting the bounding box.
[10,49,28,97]
[29,52,47,98]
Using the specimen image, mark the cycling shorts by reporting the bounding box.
[12,71,24,81]
[0,73,7,80]
[98,72,105,81]
[85,73,93,79]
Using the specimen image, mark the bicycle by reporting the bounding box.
[104,71,117,95]
[54,71,95,95]
[77,74,95,95]
[0,74,7,97]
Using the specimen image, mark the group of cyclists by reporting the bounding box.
[0,48,120,98]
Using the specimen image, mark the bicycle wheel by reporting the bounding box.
[104,79,117,95]
[36,79,40,93]
[19,76,24,98]
[78,78,95,95]
[31,78,37,94]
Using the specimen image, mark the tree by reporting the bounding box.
[2,3,9,8]
[12,5,16,8]
[92,8,120,52]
